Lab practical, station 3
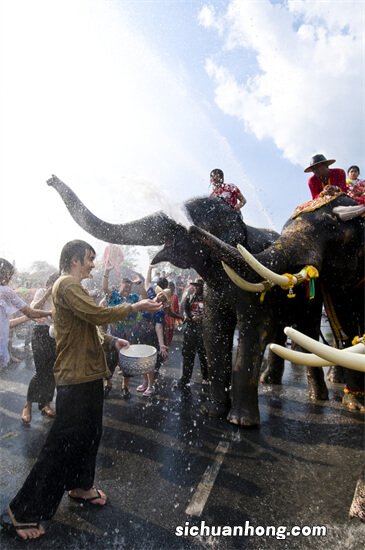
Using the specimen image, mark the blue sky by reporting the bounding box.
[0,0,363,272]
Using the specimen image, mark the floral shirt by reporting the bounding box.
[346,179,365,205]
[210,183,242,209]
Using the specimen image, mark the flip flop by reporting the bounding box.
[68,488,107,506]
[0,509,44,540]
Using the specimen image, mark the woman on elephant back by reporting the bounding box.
[346,165,365,205]
[209,168,246,212]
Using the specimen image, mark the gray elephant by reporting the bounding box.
[189,191,364,422]
[47,175,281,427]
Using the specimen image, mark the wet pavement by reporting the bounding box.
[0,332,364,549]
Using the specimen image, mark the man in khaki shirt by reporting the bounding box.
[1,240,162,541]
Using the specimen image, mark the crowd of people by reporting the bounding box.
[0,237,213,540]
[0,162,364,540]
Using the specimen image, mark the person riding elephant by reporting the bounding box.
[305,154,347,199]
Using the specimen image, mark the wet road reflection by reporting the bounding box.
[0,335,364,549]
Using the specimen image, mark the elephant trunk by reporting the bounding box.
[47,175,184,246]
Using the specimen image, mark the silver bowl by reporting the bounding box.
[119,344,157,376]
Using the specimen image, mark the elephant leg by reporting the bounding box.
[306,366,329,400]
[201,316,234,419]
[295,301,328,401]
[349,470,365,522]
[342,370,365,412]
[260,349,285,385]
[326,365,345,384]
[260,328,286,384]
[227,325,265,428]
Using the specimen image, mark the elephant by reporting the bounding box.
[188,192,364,422]
[47,175,281,426]
[48,176,364,426]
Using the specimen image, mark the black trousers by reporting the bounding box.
[181,322,208,383]
[28,325,56,408]
[10,379,103,523]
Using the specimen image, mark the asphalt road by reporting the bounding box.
[0,331,364,549]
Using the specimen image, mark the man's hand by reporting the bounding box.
[321,184,340,197]
[131,299,163,313]
[114,338,130,351]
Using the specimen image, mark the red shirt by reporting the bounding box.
[210,183,242,208]
[308,168,347,199]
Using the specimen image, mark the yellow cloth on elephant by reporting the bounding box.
[291,192,345,219]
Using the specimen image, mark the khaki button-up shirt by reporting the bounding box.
[52,275,133,386]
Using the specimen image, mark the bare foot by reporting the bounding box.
[5,507,45,540]
[21,403,32,425]
[40,404,56,418]
[68,487,107,505]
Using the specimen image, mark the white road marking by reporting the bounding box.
[185,440,230,517]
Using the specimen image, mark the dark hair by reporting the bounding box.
[210,168,224,182]
[46,271,60,287]
[0,258,14,285]
[59,240,96,273]
[347,165,360,175]
[157,277,168,289]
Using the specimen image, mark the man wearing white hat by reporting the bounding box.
[304,154,347,199]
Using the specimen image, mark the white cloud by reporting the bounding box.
[197,4,224,34]
[199,0,364,168]
[0,0,274,271]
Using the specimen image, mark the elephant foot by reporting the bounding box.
[307,375,329,401]
[349,478,365,523]
[200,399,229,418]
[342,391,365,413]
[326,366,345,384]
[260,366,283,385]
[227,406,260,428]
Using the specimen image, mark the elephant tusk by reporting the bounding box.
[222,262,267,292]
[269,342,365,367]
[237,244,292,287]
[270,343,333,366]
[284,327,365,373]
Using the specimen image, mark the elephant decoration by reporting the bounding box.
[188,191,364,422]
[47,175,280,427]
